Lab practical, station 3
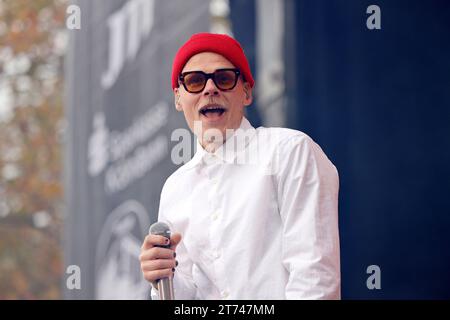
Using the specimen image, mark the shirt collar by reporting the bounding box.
[186,117,256,168]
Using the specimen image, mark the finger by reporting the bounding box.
[141,259,177,272]
[169,232,182,251]
[141,234,170,250]
[139,247,175,262]
[143,268,175,283]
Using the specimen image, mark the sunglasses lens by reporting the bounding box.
[181,69,239,93]
[214,70,237,90]
[184,73,207,92]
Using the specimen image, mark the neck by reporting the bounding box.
[196,117,245,153]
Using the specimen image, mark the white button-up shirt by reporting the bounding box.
[151,117,340,299]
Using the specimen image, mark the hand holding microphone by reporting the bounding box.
[139,222,181,299]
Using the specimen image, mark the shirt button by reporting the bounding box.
[209,180,219,195]
[213,250,221,259]
[211,211,220,221]
[204,154,217,165]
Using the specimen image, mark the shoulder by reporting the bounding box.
[157,165,191,221]
[160,164,187,195]
[159,161,196,206]
[158,166,190,217]
[255,126,314,152]
[255,126,338,176]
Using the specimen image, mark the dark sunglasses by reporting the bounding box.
[179,68,241,93]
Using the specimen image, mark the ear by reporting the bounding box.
[243,83,253,107]
[174,88,182,111]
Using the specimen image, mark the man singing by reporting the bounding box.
[140,33,340,299]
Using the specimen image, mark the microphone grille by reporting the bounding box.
[149,221,171,238]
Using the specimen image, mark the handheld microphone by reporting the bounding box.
[149,221,175,300]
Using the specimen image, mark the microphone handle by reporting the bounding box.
[157,277,175,300]
[155,242,175,300]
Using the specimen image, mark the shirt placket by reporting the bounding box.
[203,154,230,299]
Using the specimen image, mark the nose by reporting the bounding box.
[203,78,219,96]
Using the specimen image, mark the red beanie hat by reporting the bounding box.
[171,33,254,90]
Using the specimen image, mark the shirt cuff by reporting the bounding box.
[150,286,160,300]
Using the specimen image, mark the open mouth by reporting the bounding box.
[199,105,226,119]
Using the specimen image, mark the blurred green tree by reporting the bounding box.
[0,0,67,299]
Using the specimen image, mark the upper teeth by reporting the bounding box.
[202,105,223,111]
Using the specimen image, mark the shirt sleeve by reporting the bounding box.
[150,269,198,300]
[275,134,341,299]
[153,178,198,300]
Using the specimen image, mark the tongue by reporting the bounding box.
[203,110,223,120]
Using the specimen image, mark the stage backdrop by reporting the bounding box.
[283,0,450,299]
[64,0,210,299]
